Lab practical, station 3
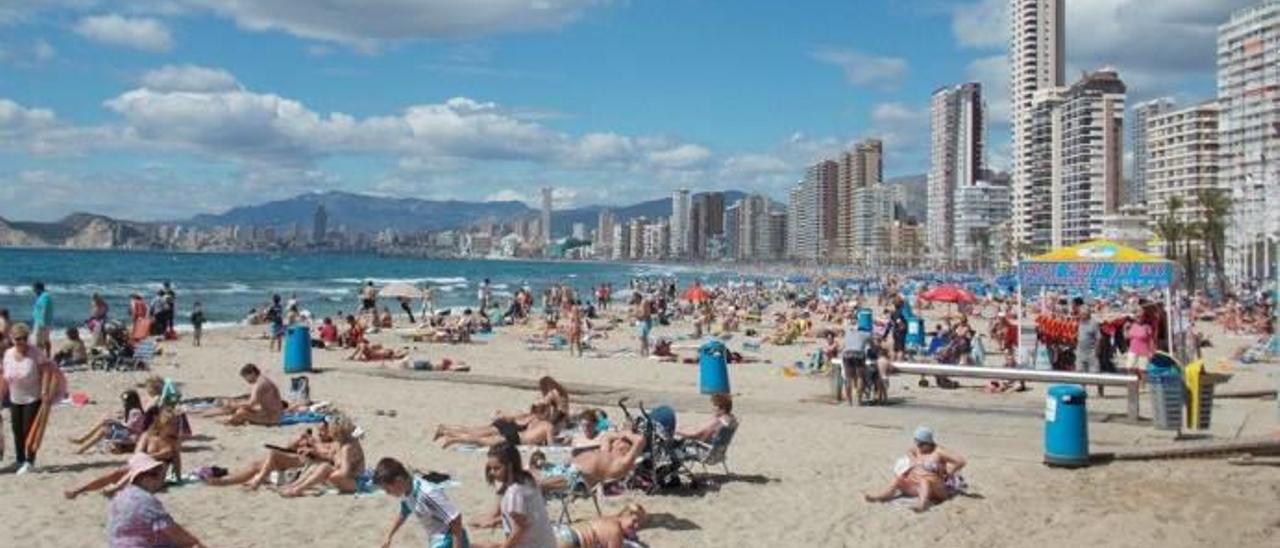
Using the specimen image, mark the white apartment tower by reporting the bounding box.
[1010,0,1065,253]
[539,187,554,245]
[1145,101,1221,251]
[669,189,691,257]
[836,139,883,262]
[1054,69,1127,247]
[928,82,985,263]
[1218,1,1279,282]
[1129,98,1176,206]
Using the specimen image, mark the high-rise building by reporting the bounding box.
[311,204,328,244]
[611,222,630,261]
[642,219,670,260]
[1053,69,1126,247]
[571,223,587,240]
[836,139,883,261]
[1146,101,1221,246]
[1129,97,1176,206]
[1218,1,1279,282]
[788,160,838,262]
[928,83,985,263]
[737,193,772,260]
[765,211,787,261]
[1010,0,1066,253]
[596,210,616,259]
[627,217,645,261]
[540,187,554,245]
[953,181,1012,267]
[1025,86,1066,253]
[688,191,726,259]
[669,189,691,257]
[723,201,741,260]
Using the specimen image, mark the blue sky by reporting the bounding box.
[0,0,1250,221]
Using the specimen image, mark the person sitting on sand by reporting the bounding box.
[200,364,285,426]
[437,403,558,449]
[66,407,183,499]
[864,426,966,512]
[54,326,89,368]
[539,430,646,492]
[378,307,394,329]
[317,317,339,347]
[348,340,409,362]
[341,315,365,348]
[373,456,469,548]
[470,442,558,548]
[68,389,147,454]
[104,453,205,548]
[204,420,337,489]
[678,394,736,444]
[536,376,570,426]
[278,415,365,497]
[553,503,647,548]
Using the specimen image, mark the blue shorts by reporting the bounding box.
[430,530,469,548]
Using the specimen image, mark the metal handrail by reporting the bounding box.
[890,362,1141,420]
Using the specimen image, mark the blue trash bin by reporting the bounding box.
[1044,384,1089,467]
[856,308,873,332]
[284,325,313,373]
[906,318,925,349]
[698,340,730,394]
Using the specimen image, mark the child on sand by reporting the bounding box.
[373,457,468,548]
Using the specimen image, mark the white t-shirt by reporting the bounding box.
[400,476,460,539]
[499,481,556,548]
[2,347,49,405]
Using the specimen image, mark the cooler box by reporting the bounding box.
[284,326,313,373]
[698,340,730,394]
[856,308,873,331]
[1043,384,1089,467]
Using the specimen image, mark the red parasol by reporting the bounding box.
[682,284,710,302]
[919,285,977,304]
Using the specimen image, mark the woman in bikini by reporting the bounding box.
[279,416,365,497]
[554,503,647,548]
[864,426,966,512]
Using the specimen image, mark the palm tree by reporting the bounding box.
[1153,196,1186,265]
[1193,188,1231,298]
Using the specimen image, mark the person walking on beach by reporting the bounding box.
[190,302,206,347]
[161,281,176,337]
[361,281,378,315]
[128,293,147,342]
[373,457,469,548]
[87,292,109,347]
[267,295,285,352]
[634,295,653,357]
[31,281,53,356]
[479,278,493,312]
[1,323,58,474]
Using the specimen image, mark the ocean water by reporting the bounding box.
[0,249,703,329]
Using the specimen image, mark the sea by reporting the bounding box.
[0,248,718,329]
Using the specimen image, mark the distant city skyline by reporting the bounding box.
[0,1,1243,222]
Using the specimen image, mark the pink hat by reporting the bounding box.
[110,453,166,491]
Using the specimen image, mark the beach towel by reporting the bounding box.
[279,411,329,426]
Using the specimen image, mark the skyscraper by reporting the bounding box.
[1053,69,1126,247]
[1129,98,1176,206]
[596,210,616,259]
[1010,0,1065,253]
[689,191,725,259]
[836,139,883,262]
[1025,86,1065,253]
[540,187,554,245]
[1146,101,1221,255]
[1218,1,1279,282]
[928,82,985,264]
[953,182,1011,268]
[669,189,691,257]
[311,204,328,244]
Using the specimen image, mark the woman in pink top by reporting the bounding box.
[1125,318,1154,371]
[1,322,58,473]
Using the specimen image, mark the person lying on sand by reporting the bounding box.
[538,431,646,492]
[204,420,336,489]
[436,403,558,449]
[348,340,408,361]
[65,407,183,499]
[553,503,647,548]
[864,426,966,512]
[278,415,364,497]
[390,356,471,372]
[198,364,285,426]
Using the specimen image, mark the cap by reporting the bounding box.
[913,426,935,445]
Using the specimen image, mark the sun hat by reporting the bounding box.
[110,453,166,491]
[913,426,935,445]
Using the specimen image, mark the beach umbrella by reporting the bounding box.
[682,284,710,302]
[919,285,977,304]
[378,282,423,299]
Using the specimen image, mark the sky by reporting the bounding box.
[0,0,1253,221]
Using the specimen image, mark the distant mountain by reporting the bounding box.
[0,213,153,248]
[185,191,532,233]
[551,190,752,235]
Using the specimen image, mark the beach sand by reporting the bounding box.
[2,310,1277,547]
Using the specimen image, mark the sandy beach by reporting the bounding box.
[1,307,1277,548]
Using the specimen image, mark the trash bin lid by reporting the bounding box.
[1047,384,1086,399]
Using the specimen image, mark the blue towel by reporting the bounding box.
[279,411,328,426]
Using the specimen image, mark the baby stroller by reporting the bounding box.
[616,398,695,493]
[90,321,148,371]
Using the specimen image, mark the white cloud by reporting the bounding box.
[965,55,1008,127]
[140,64,239,92]
[74,14,173,52]
[811,48,909,90]
[186,0,607,48]
[33,38,56,61]
[647,143,711,170]
[868,102,930,175]
[951,0,1005,49]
